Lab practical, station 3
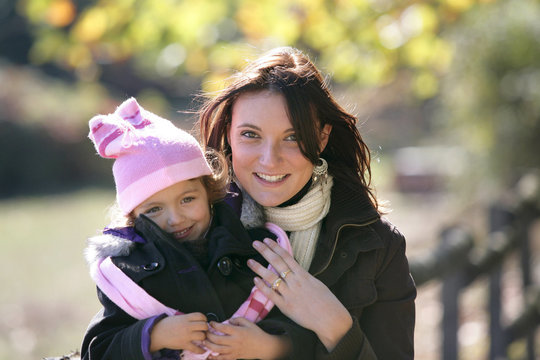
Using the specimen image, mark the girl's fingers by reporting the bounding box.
[190,321,210,332]
[204,336,229,350]
[190,330,206,342]
[208,321,233,335]
[185,312,208,322]
[183,341,206,354]
[227,317,250,327]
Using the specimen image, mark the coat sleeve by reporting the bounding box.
[257,308,320,360]
[314,222,416,360]
[81,287,175,360]
[359,223,416,359]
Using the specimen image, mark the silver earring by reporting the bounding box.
[312,158,328,183]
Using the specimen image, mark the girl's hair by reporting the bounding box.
[200,148,229,204]
[109,148,229,227]
[196,46,378,210]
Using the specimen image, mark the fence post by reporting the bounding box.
[516,199,537,360]
[441,228,465,360]
[487,203,514,360]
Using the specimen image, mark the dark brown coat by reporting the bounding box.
[309,179,416,360]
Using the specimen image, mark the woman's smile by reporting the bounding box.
[228,91,315,207]
[255,173,289,184]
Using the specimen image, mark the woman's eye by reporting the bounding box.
[240,131,259,139]
[285,134,297,142]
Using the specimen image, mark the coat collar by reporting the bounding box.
[309,178,383,276]
[325,178,380,230]
[207,201,264,269]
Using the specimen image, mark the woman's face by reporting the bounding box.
[228,91,328,207]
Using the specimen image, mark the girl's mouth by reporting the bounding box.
[172,226,193,240]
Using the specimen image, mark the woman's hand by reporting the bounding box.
[248,238,353,351]
[204,318,290,360]
[149,312,208,353]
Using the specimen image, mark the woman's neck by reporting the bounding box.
[277,178,313,207]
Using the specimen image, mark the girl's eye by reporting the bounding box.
[144,206,161,215]
[181,196,195,204]
[240,131,259,139]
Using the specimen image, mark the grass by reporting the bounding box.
[0,188,115,360]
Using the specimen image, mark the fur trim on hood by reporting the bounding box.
[85,233,135,268]
[238,186,266,229]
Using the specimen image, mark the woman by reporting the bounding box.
[197,47,416,359]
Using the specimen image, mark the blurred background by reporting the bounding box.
[1,0,539,359]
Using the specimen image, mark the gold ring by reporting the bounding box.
[271,278,283,291]
[280,269,292,279]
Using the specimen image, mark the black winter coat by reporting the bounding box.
[307,179,417,359]
[81,201,315,360]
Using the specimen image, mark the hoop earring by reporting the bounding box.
[312,158,328,183]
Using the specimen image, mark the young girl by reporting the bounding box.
[81,98,310,360]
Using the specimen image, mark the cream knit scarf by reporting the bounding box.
[239,176,333,270]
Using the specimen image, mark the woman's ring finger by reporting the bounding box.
[271,278,283,291]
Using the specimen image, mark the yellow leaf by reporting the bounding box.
[46,0,76,27]
[72,7,108,43]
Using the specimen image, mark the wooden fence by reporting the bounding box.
[410,172,540,360]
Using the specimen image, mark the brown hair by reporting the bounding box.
[200,148,229,204]
[196,46,378,210]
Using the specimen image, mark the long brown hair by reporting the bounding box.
[196,46,378,210]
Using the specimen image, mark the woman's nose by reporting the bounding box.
[259,141,281,167]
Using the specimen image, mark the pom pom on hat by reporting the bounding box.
[89,98,212,214]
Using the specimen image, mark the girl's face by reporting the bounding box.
[228,91,330,207]
[132,179,211,242]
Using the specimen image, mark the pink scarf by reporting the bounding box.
[90,223,291,359]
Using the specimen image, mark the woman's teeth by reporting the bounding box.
[256,173,286,182]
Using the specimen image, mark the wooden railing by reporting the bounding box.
[410,172,540,360]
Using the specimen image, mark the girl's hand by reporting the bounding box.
[248,238,353,351]
[149,312,208,353]
[204,318,290,360]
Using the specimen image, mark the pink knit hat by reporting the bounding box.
[88,98,212,214]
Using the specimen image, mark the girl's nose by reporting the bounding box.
[167,209,185,226]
